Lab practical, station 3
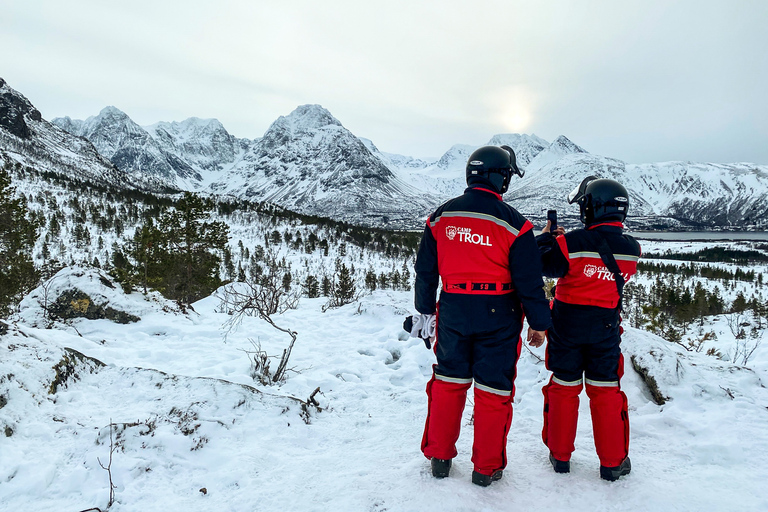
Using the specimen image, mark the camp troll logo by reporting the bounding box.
[583,264,599,278]
[446,226,493,247]
[583,264,632,281]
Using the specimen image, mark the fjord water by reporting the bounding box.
[629,231,768,241]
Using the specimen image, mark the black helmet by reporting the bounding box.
[465,145,524,194]
[568,176,629,224]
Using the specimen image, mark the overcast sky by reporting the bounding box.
[3,0,767,163]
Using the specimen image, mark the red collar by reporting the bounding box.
[587,222,624,230]
[471,187,502,200]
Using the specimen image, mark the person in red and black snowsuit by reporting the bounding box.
[412,145,552,486]
[534,177,640,481]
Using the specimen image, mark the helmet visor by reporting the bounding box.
[567,175,598,204]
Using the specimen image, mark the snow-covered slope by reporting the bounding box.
[52,107,203,189]
[0,78,132,189]
[487,133,550,167]
[525,135,587,173]
[1,269,766,511]
[208,104,441,228]
[504,151,655,223]
[144,117,253,187]
[623,161,768,227]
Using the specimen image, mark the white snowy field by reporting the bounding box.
[1,267,768,512]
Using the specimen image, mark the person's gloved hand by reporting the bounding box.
[403,314,436,349]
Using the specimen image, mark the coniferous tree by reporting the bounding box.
[321,275,332,297]
[0,166,39,317]
[156,192,230,304]
[129,220,161,294]
[732,291,748,313]
[378,272,389,289]
[365,270,378,291]
[400,261,412,291]
[223,246,235,281]
[334,260,356,305]
[303,275,320,298]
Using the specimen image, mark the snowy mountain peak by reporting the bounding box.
[145,117,239,175]
[436,144,476,170]
[269,104,342,136]
[550,135,587,155]
[98,105,130,119]
[486,133,550,166]
[523,135,589,174]
[50,116,83,135]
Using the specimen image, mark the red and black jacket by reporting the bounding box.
[537,223,641,309]
[414,186,552,331]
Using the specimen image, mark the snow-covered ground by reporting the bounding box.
[2,267,767,511]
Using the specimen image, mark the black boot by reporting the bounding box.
[549,453,570,474]
[471,470,503,487]
[600,457,631,481]
[431,458,452,478]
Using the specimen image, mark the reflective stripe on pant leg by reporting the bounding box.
[471,386,513,476]
[421,369,472,460]
[585,380,629,467]
[542,375,583,462]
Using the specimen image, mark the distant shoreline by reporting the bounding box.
[628,231,768,242]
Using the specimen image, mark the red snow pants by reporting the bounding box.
[542,300,629,467]
[421,293,523,475]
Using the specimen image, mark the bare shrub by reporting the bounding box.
[219,248,300,384]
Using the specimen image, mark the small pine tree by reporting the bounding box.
[223,246,235,281]
[321,275,332,297]
[378,272,389,290]
[400,261,411,291]
[303,275,320,298]
[365,270,377,291]
[334,262,355,305]
[391,270,401,290]
[732,291,748,313]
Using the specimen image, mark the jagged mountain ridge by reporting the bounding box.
[52,107,208,188]
[207,104,441,227]
[54,102,443,228]
[6,75,767,229]
[0,79,141,190]
[388,135,768,228]
[145,117,249,175]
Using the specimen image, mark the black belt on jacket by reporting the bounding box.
[442,280,514,294]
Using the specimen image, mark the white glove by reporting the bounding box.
[411,313,436,340]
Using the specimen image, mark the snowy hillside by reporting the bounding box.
[0,79,140,191]
[1,267,766,511]
[623,161,768,227]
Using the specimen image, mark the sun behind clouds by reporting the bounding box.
[493,86,535,133]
